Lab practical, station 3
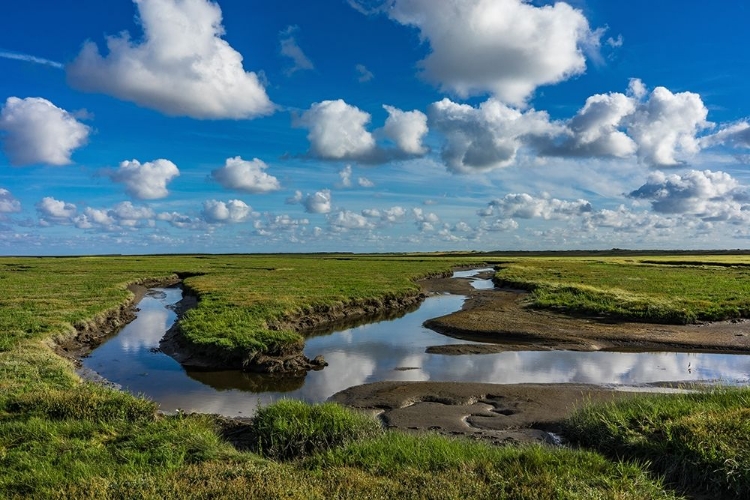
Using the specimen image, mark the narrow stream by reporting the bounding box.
[82,271,750,417]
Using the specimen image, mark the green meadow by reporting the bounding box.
[1,253,749,498]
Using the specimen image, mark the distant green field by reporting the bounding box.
[494,256,750,324]
[1,253,749,498]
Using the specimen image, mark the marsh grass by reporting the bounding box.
[495,257,750,324]
[3,253,750,498]
[250,400,382,460]
[564,387,750,498]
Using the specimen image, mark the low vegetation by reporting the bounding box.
[564,387,750,498]
[494,256,750,324]
[1,253,749,497]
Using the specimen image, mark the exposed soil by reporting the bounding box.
[421,273,750,355]
[330,381,642,446]
[326,270,748,445]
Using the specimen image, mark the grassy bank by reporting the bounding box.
[2,253,750,497]
[564,387,750,498]
[494,256,750,324]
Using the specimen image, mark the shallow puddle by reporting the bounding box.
[82,272,750,417]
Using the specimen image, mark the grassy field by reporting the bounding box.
[1,253,749,498]
[494,256,750,324]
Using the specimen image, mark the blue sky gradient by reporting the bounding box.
[2,0,750,254]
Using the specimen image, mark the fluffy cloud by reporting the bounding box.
[211,157,281,193]
[295,100,376,160]
[362,206,407,223]
[485,193,592,219]
[0,189,21,213]
[303,190,332,214]
[36,197,77,224]
[428,98,560,173]
[201,199,253,223]
[295,99,430,162]
[553,92,637,158]
[328,210,373,230]
[428,80,714,172]
[627,85,710,166]
[67,0,273,119]
[380,0,599,105]
[109,201,155,227]
[279,25,314,75]
[382,105,428,155]
[108,159,179,199]
[629,170,748,221]
[701,122,750,149]
[0,97,90,166]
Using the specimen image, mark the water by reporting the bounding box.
[82,272,750,417]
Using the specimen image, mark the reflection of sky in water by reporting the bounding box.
[84,285,750,418]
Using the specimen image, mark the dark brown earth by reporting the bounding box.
[330,381,643,445]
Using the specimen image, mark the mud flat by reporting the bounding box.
[327,270,750,444]
[421,274,750,355]
[331,381,642,445]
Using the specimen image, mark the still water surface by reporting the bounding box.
[82,271,750,416]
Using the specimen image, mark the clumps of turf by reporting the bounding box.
[563,387,750,498]
[250,400,382,461]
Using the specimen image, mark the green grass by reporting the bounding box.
[3,253,750,498]
[250,400,382,460]
[494,256,750,323]
[564,387,750,498]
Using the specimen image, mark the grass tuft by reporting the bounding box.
[250,400,382,461]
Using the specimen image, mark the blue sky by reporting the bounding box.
[2,0,750,255]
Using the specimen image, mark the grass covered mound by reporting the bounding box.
[494,257,750,324]
[250,400,382,460]
[563,387,750,498]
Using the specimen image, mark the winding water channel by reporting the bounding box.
[82,270,750,417]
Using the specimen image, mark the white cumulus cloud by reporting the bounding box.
[295,100,376,160]
[382,105,428,155]
[328,210,373,230]
[382,0,600,105]
[0,189,21,213]
[67,0,273,119]
[211,157,281,193]
[627,85,710,167]
[629,170,748,221]
[109,158,179,200]
[428,97,561,173]
[36,197,77,225]
[0,97,90,166]
[487,193,592,219]
[201,199,253,223]
[295,99,429,162]
[303,190,332,214]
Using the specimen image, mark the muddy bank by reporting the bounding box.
[53,276,181,366]
[423,274,750,354]
[330,381,641,445]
